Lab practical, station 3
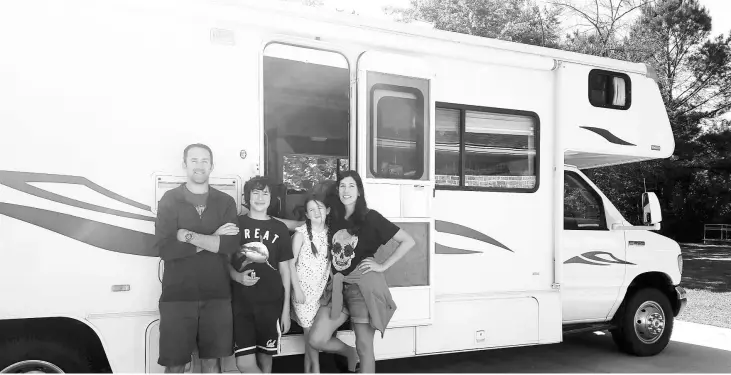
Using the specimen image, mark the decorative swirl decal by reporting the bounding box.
[580,126,636,146]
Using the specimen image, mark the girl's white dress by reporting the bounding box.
[291,224,331,328]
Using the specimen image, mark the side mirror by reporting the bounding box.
[642,192,662,225]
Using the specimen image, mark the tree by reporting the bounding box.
[582,0,731,240]
[385,0,564,48]
[553,0,651,57]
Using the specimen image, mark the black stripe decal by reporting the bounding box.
[0,170,154,221]
[582,251,635,265]
[0,202,158,257]
[435,220,513,252]
[564,256,609,266]
[435,243,481,255]
[580,126,636,146]
[564,251,635,266]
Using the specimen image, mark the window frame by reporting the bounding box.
[434,102,540,193]
[260,41,352,185]
[368,82,427,181]
[588,69,632,111]
[563,171,609,231]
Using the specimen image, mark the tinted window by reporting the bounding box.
[589,69,631,110]
[435,104,538,191]
[564,172,607,230]
[435,108,461,186]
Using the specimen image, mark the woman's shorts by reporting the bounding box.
[326,283,370,325]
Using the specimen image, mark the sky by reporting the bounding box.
[313,0,731,38]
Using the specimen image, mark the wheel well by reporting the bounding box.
[617,272,681,318]
[0,317,112,373]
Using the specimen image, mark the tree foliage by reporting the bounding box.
[386,0,564,48]
[389,0,731,241]
[572,0,731,240]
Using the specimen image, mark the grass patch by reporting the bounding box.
[678,243,731,329]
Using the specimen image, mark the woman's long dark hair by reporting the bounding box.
[330,170,369,237]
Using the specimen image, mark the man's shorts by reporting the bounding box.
[233,298,283,357]
[158,299,233,367]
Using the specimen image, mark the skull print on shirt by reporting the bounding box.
[331,229,358,272]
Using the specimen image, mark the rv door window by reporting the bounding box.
[365,71,429,181]
[564,172,607,231]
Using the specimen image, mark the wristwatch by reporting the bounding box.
[184,231,194,243]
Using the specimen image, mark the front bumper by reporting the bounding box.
[674,286,687,316]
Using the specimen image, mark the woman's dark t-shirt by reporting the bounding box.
[330,209,400,276]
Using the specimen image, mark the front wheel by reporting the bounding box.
[611,288,674,356]
[0,337,93,373]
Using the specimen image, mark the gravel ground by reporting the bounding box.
[678,243,731,329]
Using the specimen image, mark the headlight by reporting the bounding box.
[677,254,683,276]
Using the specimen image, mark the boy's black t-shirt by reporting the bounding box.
[232,215,293,307]
[330,209,400,276]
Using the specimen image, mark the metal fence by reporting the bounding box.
[703,224,731,244]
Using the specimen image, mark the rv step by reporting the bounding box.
[562,323,614,335]
[283,318,352,336]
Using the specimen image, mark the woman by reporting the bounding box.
[307,170,415,373]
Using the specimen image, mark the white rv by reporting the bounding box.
[0,0,686,373]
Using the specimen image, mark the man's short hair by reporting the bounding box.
[243,175,274,207]
[183,143,214,165]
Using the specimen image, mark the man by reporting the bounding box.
[155,143,241,373]
[229,176,293,373]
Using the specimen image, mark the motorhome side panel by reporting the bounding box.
[0,3,262,372]
[414,55,562,355]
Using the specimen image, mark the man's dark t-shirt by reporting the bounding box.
[183,188,208,218]
[155,184,240,302]
[330,209,400,276]
[232,215,293,308]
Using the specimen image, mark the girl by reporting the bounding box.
[290,184,334,373]
[308,171,415,373]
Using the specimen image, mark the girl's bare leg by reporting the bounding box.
[308,307,358,371]
[303,327,320,373]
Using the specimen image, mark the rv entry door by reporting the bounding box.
[355,51,435,327]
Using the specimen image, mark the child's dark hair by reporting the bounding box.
[304,181,336,259]
[243,175,273,208]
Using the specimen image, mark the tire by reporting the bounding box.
[0,337,93,373]
[611,288,674,356]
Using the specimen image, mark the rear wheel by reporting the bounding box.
[0,337,93,373]
[611,288,673,356]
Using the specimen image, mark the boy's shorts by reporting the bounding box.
[158,299,233,367]
[233,298,283,357]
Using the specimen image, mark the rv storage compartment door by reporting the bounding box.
[152,174,243,215]
[356,51,435,327]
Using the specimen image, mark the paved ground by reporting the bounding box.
[272,321,731,373]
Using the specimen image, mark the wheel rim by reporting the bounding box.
[1,360,64,374]
[633,300,666,344]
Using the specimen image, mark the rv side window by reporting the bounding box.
[588,69,631,110]
[367,72,429,181]
[564,172,607,231]
[435,108,461,186]
[435,104,538,192]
